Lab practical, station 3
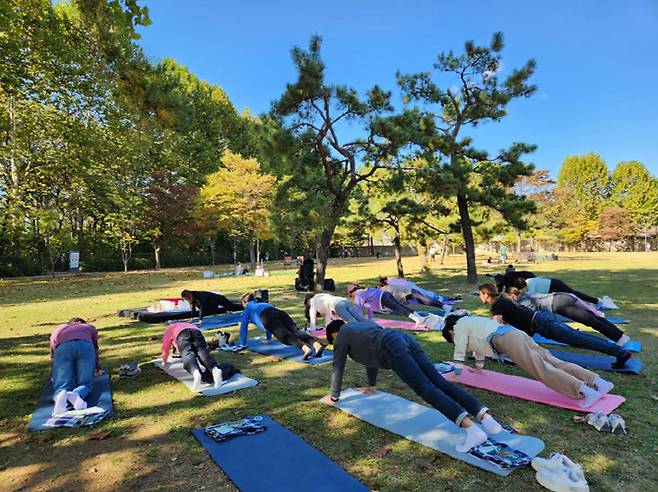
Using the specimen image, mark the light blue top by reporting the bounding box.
[239,301,273,345]
[526,277,551,295]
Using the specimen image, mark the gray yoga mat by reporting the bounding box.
[153,359,258,396]
[327,388,544,477]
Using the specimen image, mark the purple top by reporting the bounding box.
[353,288,384,319]
[50,322,100,370]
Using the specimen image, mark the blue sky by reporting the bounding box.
[136,0,658,178]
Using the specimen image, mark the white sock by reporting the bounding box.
[456,424,487,452]
[480,414,503,436]
[67,391,87,410]
[579,383,604,408]
[53,390,69,415]
[191,370,203,391]
[212,367,223,388]
[616,334,630,346]
[594,376,614,395]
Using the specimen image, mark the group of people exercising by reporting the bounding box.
[49,269,630,452]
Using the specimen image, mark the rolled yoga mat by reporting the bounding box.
[438,366,625,414]
[29,372,113,431]
[153,359,258,396]
[549,350,642,375]
[192,414,368,492]
[247,337,333,364]
[324,388,544,477]
[532,334,641,353]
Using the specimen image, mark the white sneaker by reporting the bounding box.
[598,296,618,310]
[535,468,589,492]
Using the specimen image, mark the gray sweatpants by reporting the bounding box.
[334,300,367,324]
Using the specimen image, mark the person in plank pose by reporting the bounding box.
[161,321,224,391]
[347,284,441,330]
[180,290,243,321]
[478,283,631,369]
[511,277,618,310]
[441,312,616,408]
[505,287,629,346]
[320,319,506,452]
[239,293,325,359]
[304,293,366,331]
[377,276,456,310]
[50,318,103,415]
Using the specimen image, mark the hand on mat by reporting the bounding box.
[357,386,376,394]
[320,395,337,406]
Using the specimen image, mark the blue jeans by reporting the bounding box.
[52,340,95,399]
[381,331,486,424]
[533,311,623,357]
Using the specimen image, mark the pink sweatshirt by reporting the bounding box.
[50,322,100,370]
[161,322,198,361]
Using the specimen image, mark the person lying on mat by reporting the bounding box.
[239,293,325,360]
[320,319,506,452]
[377,276,454,309]
[511,276,618,310]
[162,321,224,391]
[304,293,366,331]
[506,287,629,346]
[347,284,440,330]
[478,283,632,369]
[442,312,616,408]
[50,318,103,416]
[181,290,243,321]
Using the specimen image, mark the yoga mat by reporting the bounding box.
[549,350,642,375]
[196,313,244,331]
[192,414,368,492]
[374,318,429,331]
[532,334,641,353]
[556,314,628,325]
[153,359,258,395]
[247,337,333,364]
[29,372,113,431]
[326,388,544,477]
[439,366,625,414]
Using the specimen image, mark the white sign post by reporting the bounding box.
[69,251,80,272]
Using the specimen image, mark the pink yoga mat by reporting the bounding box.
[374,318,430,331]
[442,367,625,414]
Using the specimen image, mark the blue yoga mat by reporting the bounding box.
[28,372,113,431]
[192,415,368,492]
[532,334,641,353]
[556,314,628,325]
[197,313,244,331]
[550,350,642,374]
[247,337,333,364]
[329,388,544,477]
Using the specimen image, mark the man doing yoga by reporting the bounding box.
[321,319,508,452]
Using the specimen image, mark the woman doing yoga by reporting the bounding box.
[377,276,453,309]
[512,277,618,310]
[304,293,366,331]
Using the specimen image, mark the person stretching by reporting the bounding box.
[512,277,618,310]
[181,290,243,320]
[321,319,507,452]
[304,293,366,331]
[240,293,325,359]
[377,276,454,310]
[162,321,223,391]
[478,284,631,369]
[506,287,629,346]
[50,318,102,415]
[442,313,615,408]
[347,284,438,329]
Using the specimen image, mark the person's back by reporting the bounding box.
[333,321,388,367]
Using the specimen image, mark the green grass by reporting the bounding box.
[0,252,656,491]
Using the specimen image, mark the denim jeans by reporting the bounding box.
[533,311,623,356]
[52,340,96,400]
[333,300,367,323]
[381,331,486,424]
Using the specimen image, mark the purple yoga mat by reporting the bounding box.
[375,318,430,331]
[441,367,625,414]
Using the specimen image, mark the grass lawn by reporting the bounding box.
[0,252,656,491]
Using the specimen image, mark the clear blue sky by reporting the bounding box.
[136,0,658,178]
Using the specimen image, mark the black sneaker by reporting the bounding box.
[612,351,631,369]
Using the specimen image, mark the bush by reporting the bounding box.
[0,256,43,277]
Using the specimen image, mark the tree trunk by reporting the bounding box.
[209,238,216,265]
[76,212,84,255]
[315,225,334,291]
[154,242,161,269]
[393,226,404,278]
[121,242,132,273]
[369,235,374,256]
[457,193,478,283]
[516,229,522,253]
[440,235,448,266]
[249,241,256,270]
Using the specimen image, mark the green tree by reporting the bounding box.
[609,161,658,229]
[557,153,610,219]
[398,32,537,282]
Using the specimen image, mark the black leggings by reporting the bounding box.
[407,289,444,308]
[260,308,320,350]
[176,329,218,376]
[552,293,624,342]
[549,279,599,305]
[381,291,414,316]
